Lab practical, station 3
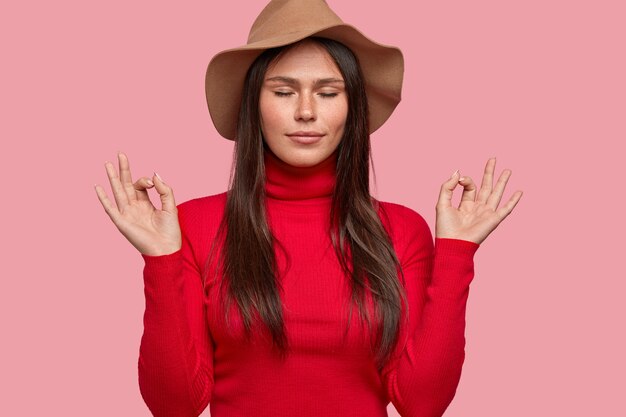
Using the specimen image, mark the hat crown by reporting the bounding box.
[248,0,344,44]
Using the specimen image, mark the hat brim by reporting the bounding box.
[205,23,404,140]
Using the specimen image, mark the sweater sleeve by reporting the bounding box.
[380,208,479,417]
[137,203,214,417]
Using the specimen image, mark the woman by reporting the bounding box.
[95,1,522,416]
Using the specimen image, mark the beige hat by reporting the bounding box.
[205,0,404,141]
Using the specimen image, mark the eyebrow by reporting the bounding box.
[264,76,345,87]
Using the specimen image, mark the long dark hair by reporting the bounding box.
[203,37,408,371]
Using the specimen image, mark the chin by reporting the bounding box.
[289,150,335,167]
[284,157,322,168]
[268,146,325,167]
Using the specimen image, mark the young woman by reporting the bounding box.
[95,1,522,416]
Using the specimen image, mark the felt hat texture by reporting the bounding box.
[205,0,404,140]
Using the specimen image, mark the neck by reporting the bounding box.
[264,148,337,202]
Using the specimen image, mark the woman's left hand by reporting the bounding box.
[435,158,523,245]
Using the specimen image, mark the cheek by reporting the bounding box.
[258,96,269,126]
[259,97,283,133]
[330,101,348,133]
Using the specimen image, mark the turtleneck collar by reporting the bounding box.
[264,148,337,202]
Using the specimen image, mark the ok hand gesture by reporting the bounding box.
[94,152,182,256]
[435,158,523,245]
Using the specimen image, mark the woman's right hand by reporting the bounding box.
[94,152,182,256]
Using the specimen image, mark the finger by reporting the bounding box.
[476,158,496,204]
[436,170,461,209]
[133,177,154,203]
[496,190,523,220]
[458,175,477,210]
[486,168,512,210]
[152,172,177,214]
[94,183,120,222]
[118,152,137,203]
[105,160,129,210]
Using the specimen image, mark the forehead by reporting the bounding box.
[265,41,342,78]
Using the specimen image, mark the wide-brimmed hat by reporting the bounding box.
[205,0,404,141]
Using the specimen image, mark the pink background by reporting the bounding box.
[2,0,624,415]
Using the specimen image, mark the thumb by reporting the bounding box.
[152,172,177,214]
[436,170,460,209]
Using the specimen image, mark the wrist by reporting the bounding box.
[434,237,480,256]
[140,244,182,257]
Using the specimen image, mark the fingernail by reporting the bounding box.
[146,179,154,186]
[459,176,465,182]
[154,172,163,182]
[450,169,459,179]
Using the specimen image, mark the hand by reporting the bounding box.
[94,152,182,256]
[435,158,523,245]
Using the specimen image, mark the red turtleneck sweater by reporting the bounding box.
[138,150,479,417]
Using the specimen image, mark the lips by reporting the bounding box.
[286,131,325,144]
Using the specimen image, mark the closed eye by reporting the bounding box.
[273,92,340,98]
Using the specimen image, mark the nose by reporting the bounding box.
[294,92,316,122]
